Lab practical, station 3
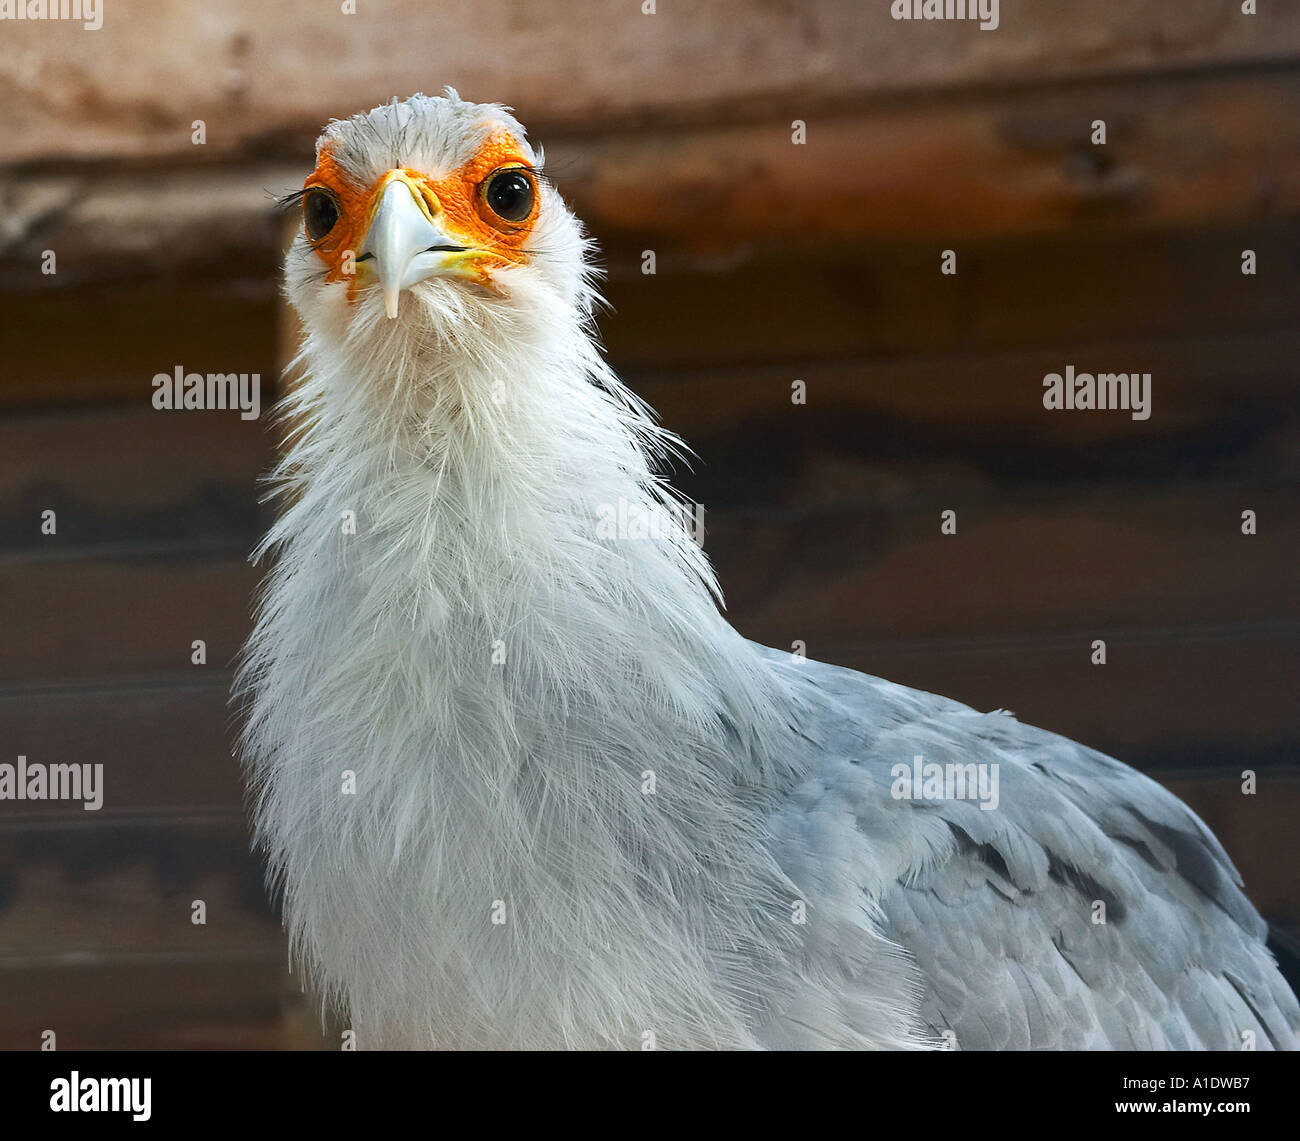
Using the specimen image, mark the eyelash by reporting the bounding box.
[275,168,551,225]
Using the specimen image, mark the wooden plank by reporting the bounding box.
[5,226,1300,417]
[0,558,259,683]
[0,817,279,1049]
[0,813,267,909]
[0,857,277,957]
[0,281,279,408]
[0,677,241,815]
[0,956,291,1050]
[605,219,1300,363]
[574,71,1300,249]
[5,68,1300,291]
[2,473,1294,682]
[0,408,271,512]
[0,411,272,553]
[706,484,1299,641]
[951,221,1300,351]
[3,1,1297,166]
[628,331,1300,453]
[808,635,1299,772]
[3,322,1296,549]
[0,814,297,1047]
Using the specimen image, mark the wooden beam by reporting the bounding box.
[4,1,1298,166]
[4,477,1295,745]
[4,68,1300,290]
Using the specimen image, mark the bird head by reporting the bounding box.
[284,90,589,365]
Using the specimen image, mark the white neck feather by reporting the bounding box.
[238,278,805,1047]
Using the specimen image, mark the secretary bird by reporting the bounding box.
[237,91,1299,1050]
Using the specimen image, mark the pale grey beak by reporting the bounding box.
[360,178,469,319]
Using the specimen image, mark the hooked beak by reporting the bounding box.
[359,174,471,319]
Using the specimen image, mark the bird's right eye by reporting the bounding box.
[303,189,340,242]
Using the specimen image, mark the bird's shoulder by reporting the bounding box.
[752,642,1299,1049]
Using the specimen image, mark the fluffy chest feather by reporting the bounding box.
[239,382,815,1046]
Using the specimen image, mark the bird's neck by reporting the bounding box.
[241,311,802,1045]
[262,311,794,774]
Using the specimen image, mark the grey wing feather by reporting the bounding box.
[756,643,1300,1050]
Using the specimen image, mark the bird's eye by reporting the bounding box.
[482,168,535,223]
[303,188,340,241]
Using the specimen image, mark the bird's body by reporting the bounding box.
[238,92,1299,1050]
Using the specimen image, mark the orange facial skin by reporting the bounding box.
[301,130,540,300]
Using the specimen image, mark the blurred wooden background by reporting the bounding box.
[0,0,1297,1048]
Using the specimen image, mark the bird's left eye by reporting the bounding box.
[482,168,535,223]
[303,188,340,241]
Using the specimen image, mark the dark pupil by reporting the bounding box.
[487,171,533,222]
[304,191,339,241]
